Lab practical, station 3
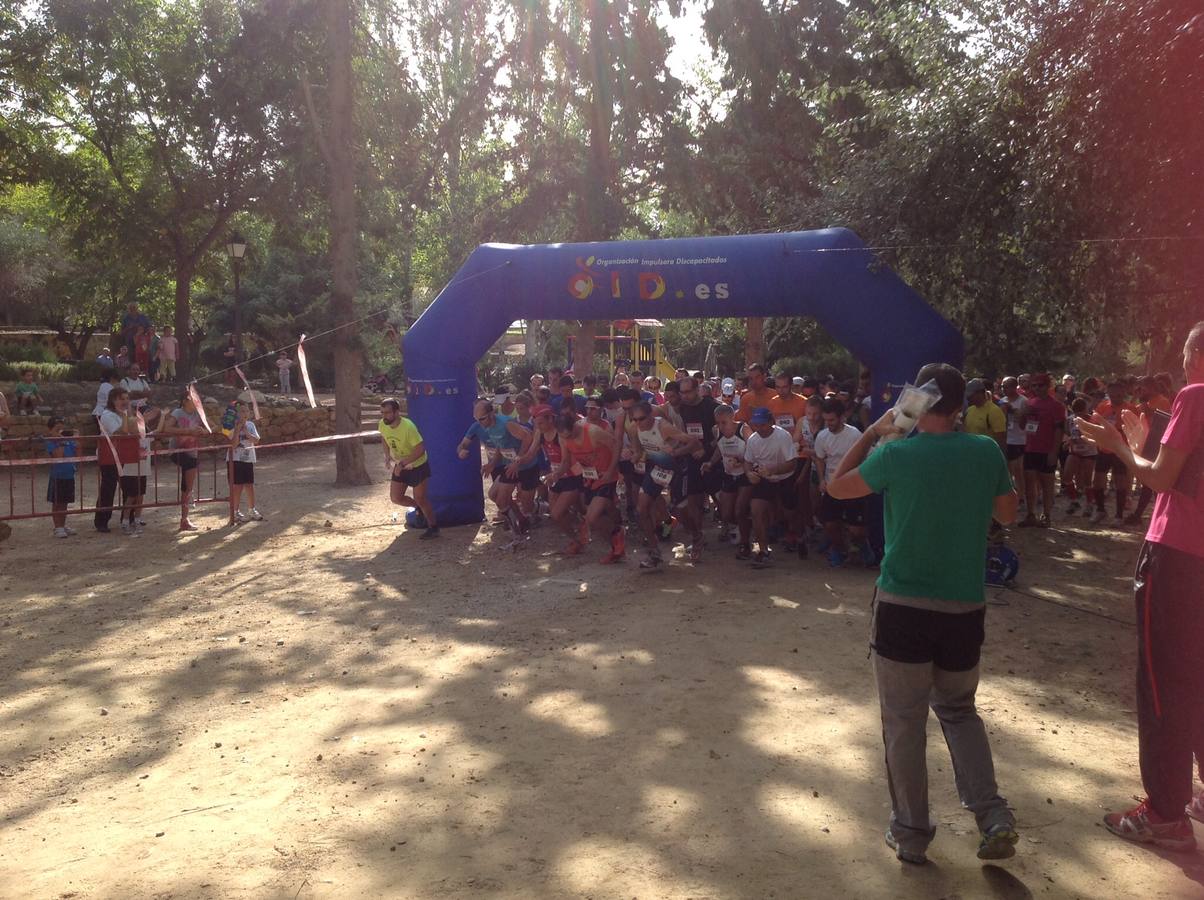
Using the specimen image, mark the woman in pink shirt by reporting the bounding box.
[1080,321,1204,853]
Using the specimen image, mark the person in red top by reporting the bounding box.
[1080,321,1204,852]
[554,411,625,563]
[1090,380,1138,524]
[1018,373,1065,527]
[133,325,152,372]
[516,405,583,552]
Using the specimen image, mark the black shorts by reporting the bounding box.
[500,465,540,492]
[584,481,617,504]
[720,472,750,493]
[685,458,722,497]
[120,474,148,497]
[820,493,863,524]
[871,596,985,672]
[172,452,199,472]
[641,463,686,505]
[230,461,255,485]
[618,459,637,481]
[47,477,75,504]
[1095,454,1128,481]
[391,460,431,488]
[1023,451,1057,474]
[751,477,796,507]
[1005,444,1025,461]
[551,474,584,494]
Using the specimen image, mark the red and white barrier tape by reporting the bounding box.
[188,382,213,433]
[0,429,379,468]
[296,334,317,409]
[233,366,261,421]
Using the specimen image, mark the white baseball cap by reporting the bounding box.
[721,378,735,395]
[792,376,804,387]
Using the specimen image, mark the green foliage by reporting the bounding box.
[0,342,57,364]
[0,360,74,381]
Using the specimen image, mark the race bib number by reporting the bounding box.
[580,466,599,481]
[633,460,646,475]
[685,423,704,437]
[776,415,795,429]
[500,448,518,460]
[651,466,674,487]
[1025,421,1040,434]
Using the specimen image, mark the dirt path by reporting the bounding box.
[1,446,1201,899]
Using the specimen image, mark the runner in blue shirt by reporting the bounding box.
[458,399,537,532]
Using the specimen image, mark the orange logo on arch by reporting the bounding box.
[568,256,600,300]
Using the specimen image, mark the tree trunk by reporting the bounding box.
[572,320,595,377]
[326,0,370,486]
[173,263,195,381]
[744,317,765,367]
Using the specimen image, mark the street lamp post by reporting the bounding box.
[226,232,248,369]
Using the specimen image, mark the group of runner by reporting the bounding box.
[380,363,885,569]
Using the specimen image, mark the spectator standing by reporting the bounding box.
[996,377,1027,492]
[96,347,114,368]
[92,370,118,421]
[156,327,178,383]
[1090,380,1138,523]
[94,387,138,534]
[120,364,152,413]
[161,392,207,532]
[44,417,78,538]
[826,362,1020,865]
[133,325,151,372]
[146,326,160,382]
[119,302,150,357]
[814,398,868,566]
[227,400,263,525]
[276,352,293,394]
[1079,322,1204,852]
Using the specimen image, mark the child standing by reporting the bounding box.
[276,352,293,394]
[156,326,178,383]
[227,401,263,524]
[44,417,78,538]
[14,370,42,415]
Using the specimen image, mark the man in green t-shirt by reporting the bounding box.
[378,399,439,539]
[828,363,1020,866]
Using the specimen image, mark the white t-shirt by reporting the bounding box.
[744,426,795,482]
[228,421,260,464]
[93,382,114,417]
[98,408,123,436]
[999,395,1028,446]
[814,424,862,485]
[121,376,150,409]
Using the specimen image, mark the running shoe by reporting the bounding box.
[135,518,147,527]
[178,521,198,532]
[601,528,625,564]
[827,548,846,568]
[63,526,77,536]
[688,543,702,563]
[120,521,131,535]
[639,552,662,570]
[735,543,751,561]
[976,824,1019,860]
[234,510,249,523]
[249,508,264,521]
[659,516,676,541]
[751,551,771,569]
[419,526,440,540]
[1037,516,1051,528]
[1104,799,1197,852]
[54,527,69,539]
[884,829,927,865]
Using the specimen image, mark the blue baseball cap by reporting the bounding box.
[750,407,773,424]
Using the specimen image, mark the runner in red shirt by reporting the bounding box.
[1080,321,1204,852]
[1018,373,1065,527]
[554,412,625,563]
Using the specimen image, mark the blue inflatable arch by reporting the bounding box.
[402,228,963,526]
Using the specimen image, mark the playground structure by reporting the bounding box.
[401,228,963,526]
[567,319,677,382]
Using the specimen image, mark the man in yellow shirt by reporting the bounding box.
[379,399,439,538]
[963,379,1006,451]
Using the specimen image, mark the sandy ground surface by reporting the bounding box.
[1,445,1203,900]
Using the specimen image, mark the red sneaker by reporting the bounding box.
[601,528,626,564]
[1104,799,1197,852]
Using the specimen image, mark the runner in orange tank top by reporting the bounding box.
[553,411,625,562]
